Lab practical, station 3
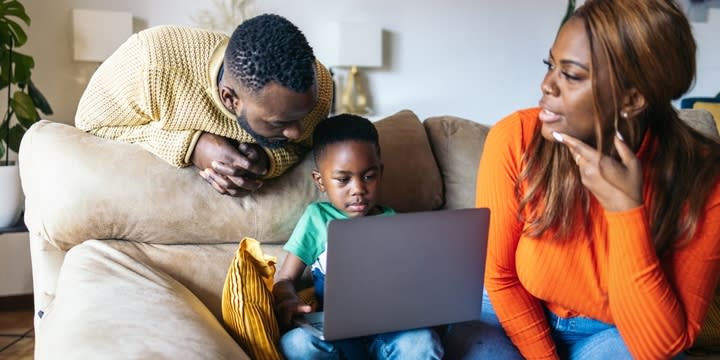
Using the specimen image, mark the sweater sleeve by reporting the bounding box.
[262,142,309,179]
[476,112,559,359]
[74,32,197,168]
[605,182,720,359]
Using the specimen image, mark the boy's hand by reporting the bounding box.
[273,254,313,329]
[275,295,312,329]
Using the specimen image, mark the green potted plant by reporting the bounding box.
[0,0,52,228]
[562,0,576,28]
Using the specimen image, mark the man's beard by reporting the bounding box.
[236,111,288,149]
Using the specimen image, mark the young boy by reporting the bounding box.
[272,114,444,359]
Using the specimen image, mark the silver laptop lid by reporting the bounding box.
[322,208,489,340]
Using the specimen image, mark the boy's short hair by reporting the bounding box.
[313,113,380,164]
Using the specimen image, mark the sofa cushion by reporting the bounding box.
[423,116,491,210]
[691,103,720,137]
[679,108,719,141]
[35,240,248,359]
[374,110,444,212]
[20,113,442,249]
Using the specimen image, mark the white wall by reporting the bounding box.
[19,0,720,127]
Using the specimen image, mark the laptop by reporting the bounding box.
[294,207,490,341]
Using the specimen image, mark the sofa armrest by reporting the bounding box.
[19,120,321,250]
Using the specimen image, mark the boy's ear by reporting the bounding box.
[621,88,647,119]
[312,170,325,192]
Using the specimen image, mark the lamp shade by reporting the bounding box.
[315,22,383,68]
[73,9,133,62]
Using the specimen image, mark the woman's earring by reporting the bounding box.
[621,111,628,119]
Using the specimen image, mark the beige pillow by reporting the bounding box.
[423,116,491,210]
[678,108,720,141]
[374,110,444,212]
[692,102,720,137]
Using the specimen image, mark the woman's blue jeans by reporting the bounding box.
[444,289,639,359]
[280,326,443,360]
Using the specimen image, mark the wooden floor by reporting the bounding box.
[0,296,33,360]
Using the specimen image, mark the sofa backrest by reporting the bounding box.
[19,110,443,250]
[19,108,717,252]
[424,109,719,210]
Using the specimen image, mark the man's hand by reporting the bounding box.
[191,132,270,196]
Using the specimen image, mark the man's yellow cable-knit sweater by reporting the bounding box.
[75,25,333,178]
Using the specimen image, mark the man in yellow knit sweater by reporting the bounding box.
[75,14,333,196]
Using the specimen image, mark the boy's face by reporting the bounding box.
[312,140,382,218]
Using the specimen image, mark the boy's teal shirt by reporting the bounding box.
[283,201,395,272]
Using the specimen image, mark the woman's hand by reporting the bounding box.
[553,131,643,212]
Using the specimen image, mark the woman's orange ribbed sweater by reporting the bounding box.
[477,108,720,359]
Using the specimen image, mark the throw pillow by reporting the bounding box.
[221,237,283,360]
[374,110,444,212]
[423,115,491,210]
[692,102,720,134]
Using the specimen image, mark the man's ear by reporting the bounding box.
[312,170,325,192]
[219,83,241,115]
[621,88,647,118]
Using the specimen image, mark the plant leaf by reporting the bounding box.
[10,50,33,82]
[11,90,39,128]
[7,123,23,153]
[0,0,31,26]
[4,18,28,46]
[0,22,11,46]
[28,79,52,115]
[0,0,30,47]
[560,0,576,29]
[0,118,8,158]
[0,59,9,88]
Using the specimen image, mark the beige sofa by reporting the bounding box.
[19,109,718,359]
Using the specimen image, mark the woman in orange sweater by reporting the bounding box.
[446,0,720,359]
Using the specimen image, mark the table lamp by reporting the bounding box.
[316,22,382,115]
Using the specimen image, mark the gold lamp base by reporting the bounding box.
[339,66,372,116]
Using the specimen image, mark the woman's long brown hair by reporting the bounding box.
[518,0,720,253]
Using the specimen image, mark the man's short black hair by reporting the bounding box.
[225,14,315,94]
[313,114,380,164]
